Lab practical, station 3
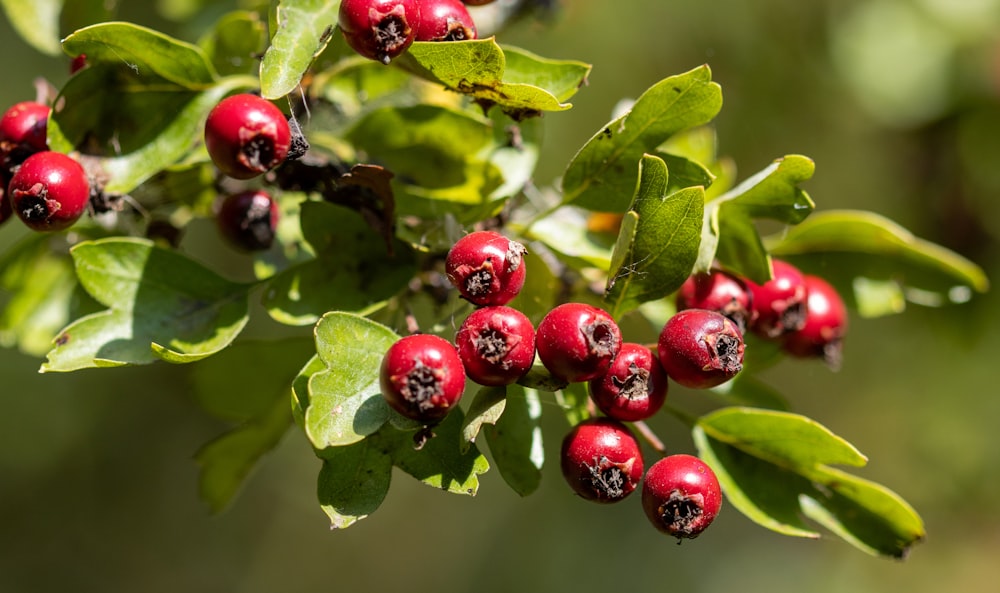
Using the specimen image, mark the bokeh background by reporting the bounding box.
[2,0,999,591]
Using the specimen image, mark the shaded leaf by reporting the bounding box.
[317,438,393,529]
[199,10,268,77]
[260,0,339,99]
[461,386,507,451]
[484,386,544,496]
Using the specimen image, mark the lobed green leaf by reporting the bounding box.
[461,386,508,451]
[383,409,490,495]
[260,0,340,99]
[317,438,393,529]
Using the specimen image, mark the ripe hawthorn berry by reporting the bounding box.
[588,342,667,422]
[536,302,622,383]
[8,151,90,232]
[455,305,535,386]
[642,454,723,540]
[380,333,466,423]
[746,259,808,339]
[658,309,744,389]
[415,0,477,41]
[783,274,848,369]
[339,0,421,64]
[204,94,291,180]
[676,268,753,334]
[0,101,50,154]
[445,230,526,306]
[560,417,644,503]
[216,189,280,251]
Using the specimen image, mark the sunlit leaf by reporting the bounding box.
[260,0,339,99]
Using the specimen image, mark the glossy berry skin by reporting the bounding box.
[204,94,291,180]
[415,0,477,41]
[676,269,753,334]
[536,302,622,383]
[642,454,723,540]
[216,190,280,251]
[658,309,744,389]
[783,274,848,369]
[0,101,50,153]
[339,0,421,64]
[445,230,526,306]
[8,151,90,232]
[746,259,808,339]
[588,343,668,422]
[560,418,644,504]
[380,333,466,423]
[455,306,535,386]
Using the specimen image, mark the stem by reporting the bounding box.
[632,420,666,454]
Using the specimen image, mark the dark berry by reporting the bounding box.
[380,333,466,423]
[339,0,421,64]
[588,342,667,422]
[746,259,808,338]
[783,274,848,369]
[8,151,90,232]
[204,94,292,180]
[560,417,644,503]
[0,187,12,226]
[461,0,496,5]
[536,302,622,383]
[415,0,477,41]
[216,189,280,251]
[455,305,535,386]
[676,268,752,334]
[70,54,88,74]
[445,230,526,306]
[642,454,723,540]
[658,309,744,389]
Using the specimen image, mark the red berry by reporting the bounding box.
[216,189,280,251]
[536,302,622,383]
[783,274,848,369]
[8,151,90,232]
[658,309,744,389]
[746,259,808,338]
[445,230,526,306]
[204,94,291,180]
[339,0,421,64]
[0,101,51,154]
[588,343,668,422]
[380,333,466,423]
[70,54,88,74]
[455,306,535,386]
[642,454,723,539]
[415,0,477,41]
[560,417,644,503]
[676,268,752,334]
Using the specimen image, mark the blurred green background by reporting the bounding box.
[2,0,999,591]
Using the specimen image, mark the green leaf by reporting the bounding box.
[317,438,393,529]
[561,65,723,211]
[42,238,250,372]
[291,353,325,429]
[767,209,990,315]
[305,312,399,448]
[555,382,590,427]
[0,0,62,55]
[384,409,490,495]
[260,0,339,99]
[524,208,615,270]
[604,155,704,318]
[199,10,268,77]
[461,386,507,450]
[484,386,544,496]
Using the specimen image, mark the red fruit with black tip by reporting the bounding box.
[8,151,90,232]
[746,259,808,338]
[339,0,421,64]
[783,274,848,369]
[415,0,477,41]
[380,333,466,423]
[560,417,644,503]
[658,309,744,389]
[216,189,280,251]
[445,230,526,306]
[536,302,622,383]
[0,101,50,154]
[455,305,535,386]
[676,268,753,334]
[642,454,723,539]
[588,342,668,422]
[204,94,291,180]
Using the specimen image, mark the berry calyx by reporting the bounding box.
[536,302,622,383]
[445,230,526,306]
[588,342,668,422]
[204,94,291,180]
[216,189,280,251]
[0,101,50,154]
[676,268,753,334]
[339,0,421,64]
[783,274,848,369]
[455,305,535,386]
[642,454,723,540]
[560,418,644,503]
[746,259,808,338]
[8,151,90,232]
[658,309,744,389]
[414,0,477,41]
[380,333,466,423]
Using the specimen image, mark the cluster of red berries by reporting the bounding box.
[338,0,492,65]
